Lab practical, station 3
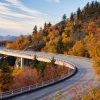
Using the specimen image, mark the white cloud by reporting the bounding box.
[0,0,48,36]
[5,0,42,16]
[0,2,10,12]
[0,17,45,36]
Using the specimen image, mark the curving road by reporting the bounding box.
[9,53,99,100]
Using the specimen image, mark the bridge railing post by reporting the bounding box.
[12,90,13,95]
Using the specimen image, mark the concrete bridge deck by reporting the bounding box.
[0,49,74,69]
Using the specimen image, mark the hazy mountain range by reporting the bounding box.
[0,35,18,41]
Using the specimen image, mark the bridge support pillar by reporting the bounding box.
[21,58,24,68]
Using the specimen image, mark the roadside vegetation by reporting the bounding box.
[81,88,100,100]
[53,88,100,100]
[0,57,69,92]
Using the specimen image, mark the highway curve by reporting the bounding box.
[10,53,99,100]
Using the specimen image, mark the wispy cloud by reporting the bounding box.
[5,0,42,16]
[0,0,47,36]
[46,0,61,3]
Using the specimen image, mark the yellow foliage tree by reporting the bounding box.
[68,41,85,56]
[84,33,96,49]
[6,35,29,50]
[89,41,100,79]
[12,68,23,77]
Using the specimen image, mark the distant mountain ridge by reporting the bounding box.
[0,35,18,41]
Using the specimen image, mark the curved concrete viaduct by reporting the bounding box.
[0,49,74,69]
[0,49,99,100]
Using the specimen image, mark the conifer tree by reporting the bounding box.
[62,14,67,22]
[33,25,37,34]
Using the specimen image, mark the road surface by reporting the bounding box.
[10,53,98,100]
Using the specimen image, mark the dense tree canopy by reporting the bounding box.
[0,62,13,91]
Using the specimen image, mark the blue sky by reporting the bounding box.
[0,0,99,36]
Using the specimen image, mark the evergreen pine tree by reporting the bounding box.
[33,25,37,34]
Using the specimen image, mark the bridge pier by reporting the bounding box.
[15,57,24,68]
[21,58,24,68]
